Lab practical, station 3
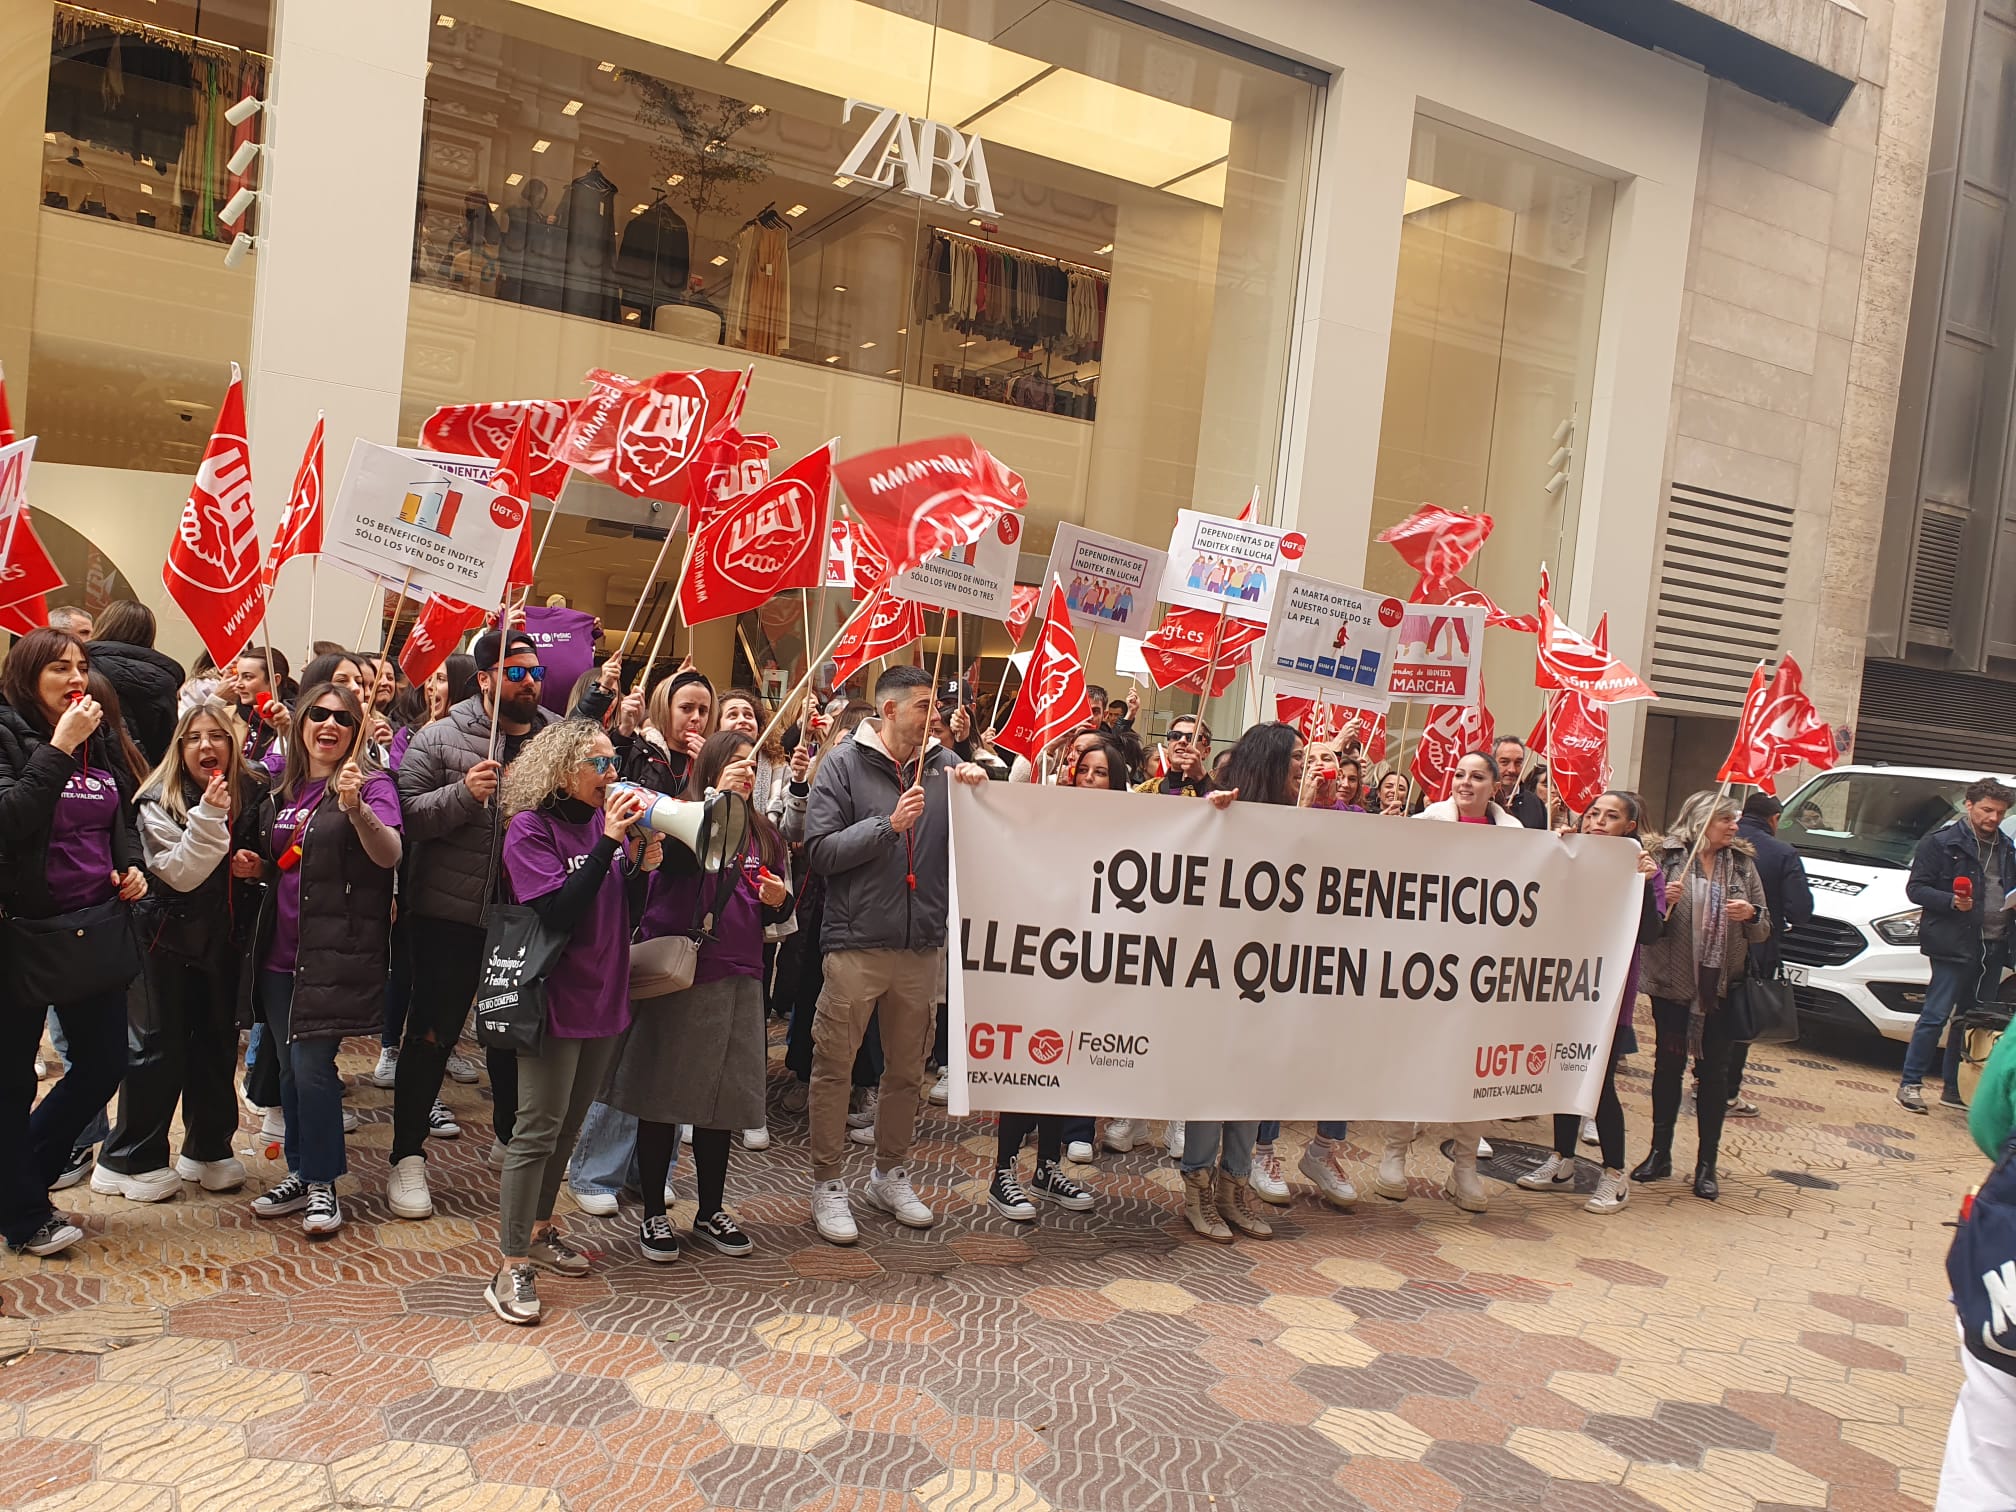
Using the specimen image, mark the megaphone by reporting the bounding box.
[609,781,751,874]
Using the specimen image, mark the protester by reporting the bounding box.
[1636,790,1771,1200]
[1516,791,1662,1214]
[386,629,557,1220]
[1375,769,1410,816]
[1493,736,1548,827]
[1899,778,2016,1114]
[717,686,812,839]
[1726,793,1813,1116]
[626,666,714,792]
[93,698,264,1203]
[604,731,788,1260]
[245,681,401,1237]
[0,630,148,1256]
[802,664,988,1245]
[386,653,476,771]
[486,722,656,1326]
[231,649,294,770]
[86,600,185,766]
[1137,714,1213,796]
[299,654,390,753]
[1309,751,1367,812]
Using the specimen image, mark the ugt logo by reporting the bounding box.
[1476,1043,1548,1078]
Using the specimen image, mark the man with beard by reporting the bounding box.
[385,630,558,1221]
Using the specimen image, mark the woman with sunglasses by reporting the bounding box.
[487,721,657,1325]
[242,682,401,1236]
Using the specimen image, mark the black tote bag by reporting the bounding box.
[473,903,569,1055]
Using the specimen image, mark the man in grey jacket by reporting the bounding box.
[386,629,556,1220]
[803,664,987,1245]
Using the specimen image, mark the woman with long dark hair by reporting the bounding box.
[0,629,149,1255]
[604,730,789,1260]
[245,681,402,1237]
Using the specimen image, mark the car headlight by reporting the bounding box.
[1872,910,1921,945]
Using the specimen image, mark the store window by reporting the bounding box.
[404,0,1318,697]
[23,0,268,472]
[1369,116,1612,740]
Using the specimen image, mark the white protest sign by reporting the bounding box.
[826,521,854,588]
[893,509,1022,617]
[1041,523,1166,640]
[1259,571,1405,708]
[326,439,522,603]
[1158,509,1307,623]
[1114,635,1149,681]
[947,783,1641,1122]
[1388,603,1486,707]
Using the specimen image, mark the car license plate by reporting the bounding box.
[1782,964,1808,986]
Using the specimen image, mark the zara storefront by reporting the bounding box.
[3,0,1703,776]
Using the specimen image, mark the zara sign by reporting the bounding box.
[837,99,998,216]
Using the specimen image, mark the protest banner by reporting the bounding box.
[1158,509,1306,623]
[892,508,1022,617]
[325,439,521,606]
[1114,635,1150,682]
[521,603,598,715]
[947,783,1642,1121]
[1258,571,1405,706]
[1389,603,1486,707]
[1041,523,1166,639]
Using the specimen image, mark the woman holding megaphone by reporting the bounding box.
[604,730,790,1262]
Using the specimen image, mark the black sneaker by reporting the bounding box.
[252,1173,310,1217]
[427,1100,462,1139]
[694,1211,753,1257]
[12,1214,83,1256]
[1897,1083,1929,1114]
[639,1214,681,1263]
[987,1166,1036,1221]
[50,1146,93,1192]
[1030,1159,1095,1212]
[302,1184,343,1237]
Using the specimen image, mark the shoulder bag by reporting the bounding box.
[474,902,569,1055]
[3,898,143,1005]
[629,847,746,999]
[1948,1132,2016,1377]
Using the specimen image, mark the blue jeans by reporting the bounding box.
[568,1099,666,1197]
[1257,1120,1349,1144]
[260,972,346,1185]
[45,1007,110,1149]
[1181,1121,1260,1179]
[1903,940,2008,1088]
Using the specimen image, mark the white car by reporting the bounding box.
[1775,764,2016,1041]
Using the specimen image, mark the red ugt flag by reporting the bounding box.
[399,593,486,685]
[422,398,577,502]
[1534,566,1655,703]
[491,415,539,593]
[163,364,263,669]
[680,443,834,626]
[835,435,1027,593]
[831,585,926,687]
[261,414,324,592]
[1140,606,1264,696]
[995,580,1092,762]
[1378,504,1493,598]
[0,437,62,632]
[1527,614,1613,816]
[1411,696,1495,805]
[1003,584,1040,649]
[557,367,747,502]
[1719,655,1835,793]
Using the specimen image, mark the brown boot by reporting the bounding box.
[1216,1171,1275,1240]
[1182,1167,1233,1243]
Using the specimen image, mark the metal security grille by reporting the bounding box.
[1906,508,1966,642]
[1648,483,1794,714]
[1856,660,2016,770]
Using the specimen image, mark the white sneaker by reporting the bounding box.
[846,1090,878,1129]
[444,1052,480,1084]
[927,1068,950,1106]
[89,1165,182,1203]
[368,1046,400,1088]
[847,1125,875,1146]
[175,1156,247,1191]
[1164,1121,1185,1161]
[741,1126,771,1151]
[1475,1137,1494,1160]
[1248,1145,1292,1206]
[811,1179,858,1245]
[387,1155,433,1220]
[1065,1141,1095,1164]
[1101,1119,1137,1154]
[341,1106,359,1135]
[1580,1118,1599,1147]
[572,1188,618,1217]
[1297,1143,1358,1210]
[1585,1169,1630,1214]
[1515,1153,1576,1191]
[259,1109,285,1140]
[864,1167,936,1229]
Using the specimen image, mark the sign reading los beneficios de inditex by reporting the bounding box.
[838,99,997,216]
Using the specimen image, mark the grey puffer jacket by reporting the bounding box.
[396,695,557,926]
[1641,835,1773,1003]
[804,721,961,954]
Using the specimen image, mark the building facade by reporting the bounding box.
[0,0,1947,803]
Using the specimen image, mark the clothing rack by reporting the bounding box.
[54,1,271,60]
[933,224,1109,279]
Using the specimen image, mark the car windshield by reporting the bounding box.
[1779,772,2016,868]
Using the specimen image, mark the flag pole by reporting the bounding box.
[1195,603,1230,715]
[374,567,417,669]
[308,557,319,645]
[757,594,884,751]
[614,517,682,660]
[527,501,561,576]
[632,529,703,696]
[989,656,1014,733]
[1393,698,1416,811]
[353,573,384,654]
[916,607,950,791]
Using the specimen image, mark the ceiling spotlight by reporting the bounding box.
[218,186,257,227]
[561,99,583,116]
[710,255,727,266]
[665,174,683,186]
[1551,417,1573,445]
[785,203,807,217]
[532,139,551,153]
[896,326,907,335]
[223,231,256,269]
[747,103,767,115]
[959,339,978,348]
[223,94,264,127]
[968,218,982,227]
[505,172,523,186]
[885,368,900,376]
[1547,445,1571,472]
[596,60,615,72]
[824,355,840,364]
[860,340,876,349]
[833,176,851,188]
[436,13,456,26]
[226,139,261,176]
[832,284,847,293]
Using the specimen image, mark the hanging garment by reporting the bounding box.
[728,218,790,355]
[560,165,620,322]
[500,181,566,311]
[613,198,691,317]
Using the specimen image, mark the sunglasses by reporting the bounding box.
[584,754,619,775]
[499,665,547,683]
[304,706,359,730]
[1169,729,1208,747]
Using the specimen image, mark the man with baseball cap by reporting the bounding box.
[386,628,557,1221]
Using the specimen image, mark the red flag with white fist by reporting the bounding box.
[994,580,1093,762]
[1411,697,1495,804]
[835,435,1027,594]
[831,585,926,687]
[261,414,324,593]
[680,443,834,625]
[399,593,486,685]
[556,367,748,503]
[163,364,263,669]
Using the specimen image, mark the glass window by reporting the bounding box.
[404,0,1316,708]
[1369,116,1612,746]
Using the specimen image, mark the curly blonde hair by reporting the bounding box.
[502,719,611,818]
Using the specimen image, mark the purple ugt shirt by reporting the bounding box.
[266,773,402,971]
[641,855,765,986]
[46,765,121,911]
[503,807,632,1039]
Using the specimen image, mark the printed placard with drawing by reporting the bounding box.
[1040,524,1166,640]
[1258,571,1405,707]
[1157,509,1306,623]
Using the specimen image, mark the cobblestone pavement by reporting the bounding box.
[0,1015,1979,1512]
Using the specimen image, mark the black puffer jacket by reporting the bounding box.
[0,704,142,918]
[803,722,962,954]
[86,640,185,766]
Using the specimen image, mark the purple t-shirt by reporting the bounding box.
[642,854,765,985]
[503,807,631,1038]
[523,604,598,717]
[46,765,120,911]
[267,773,402,971]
